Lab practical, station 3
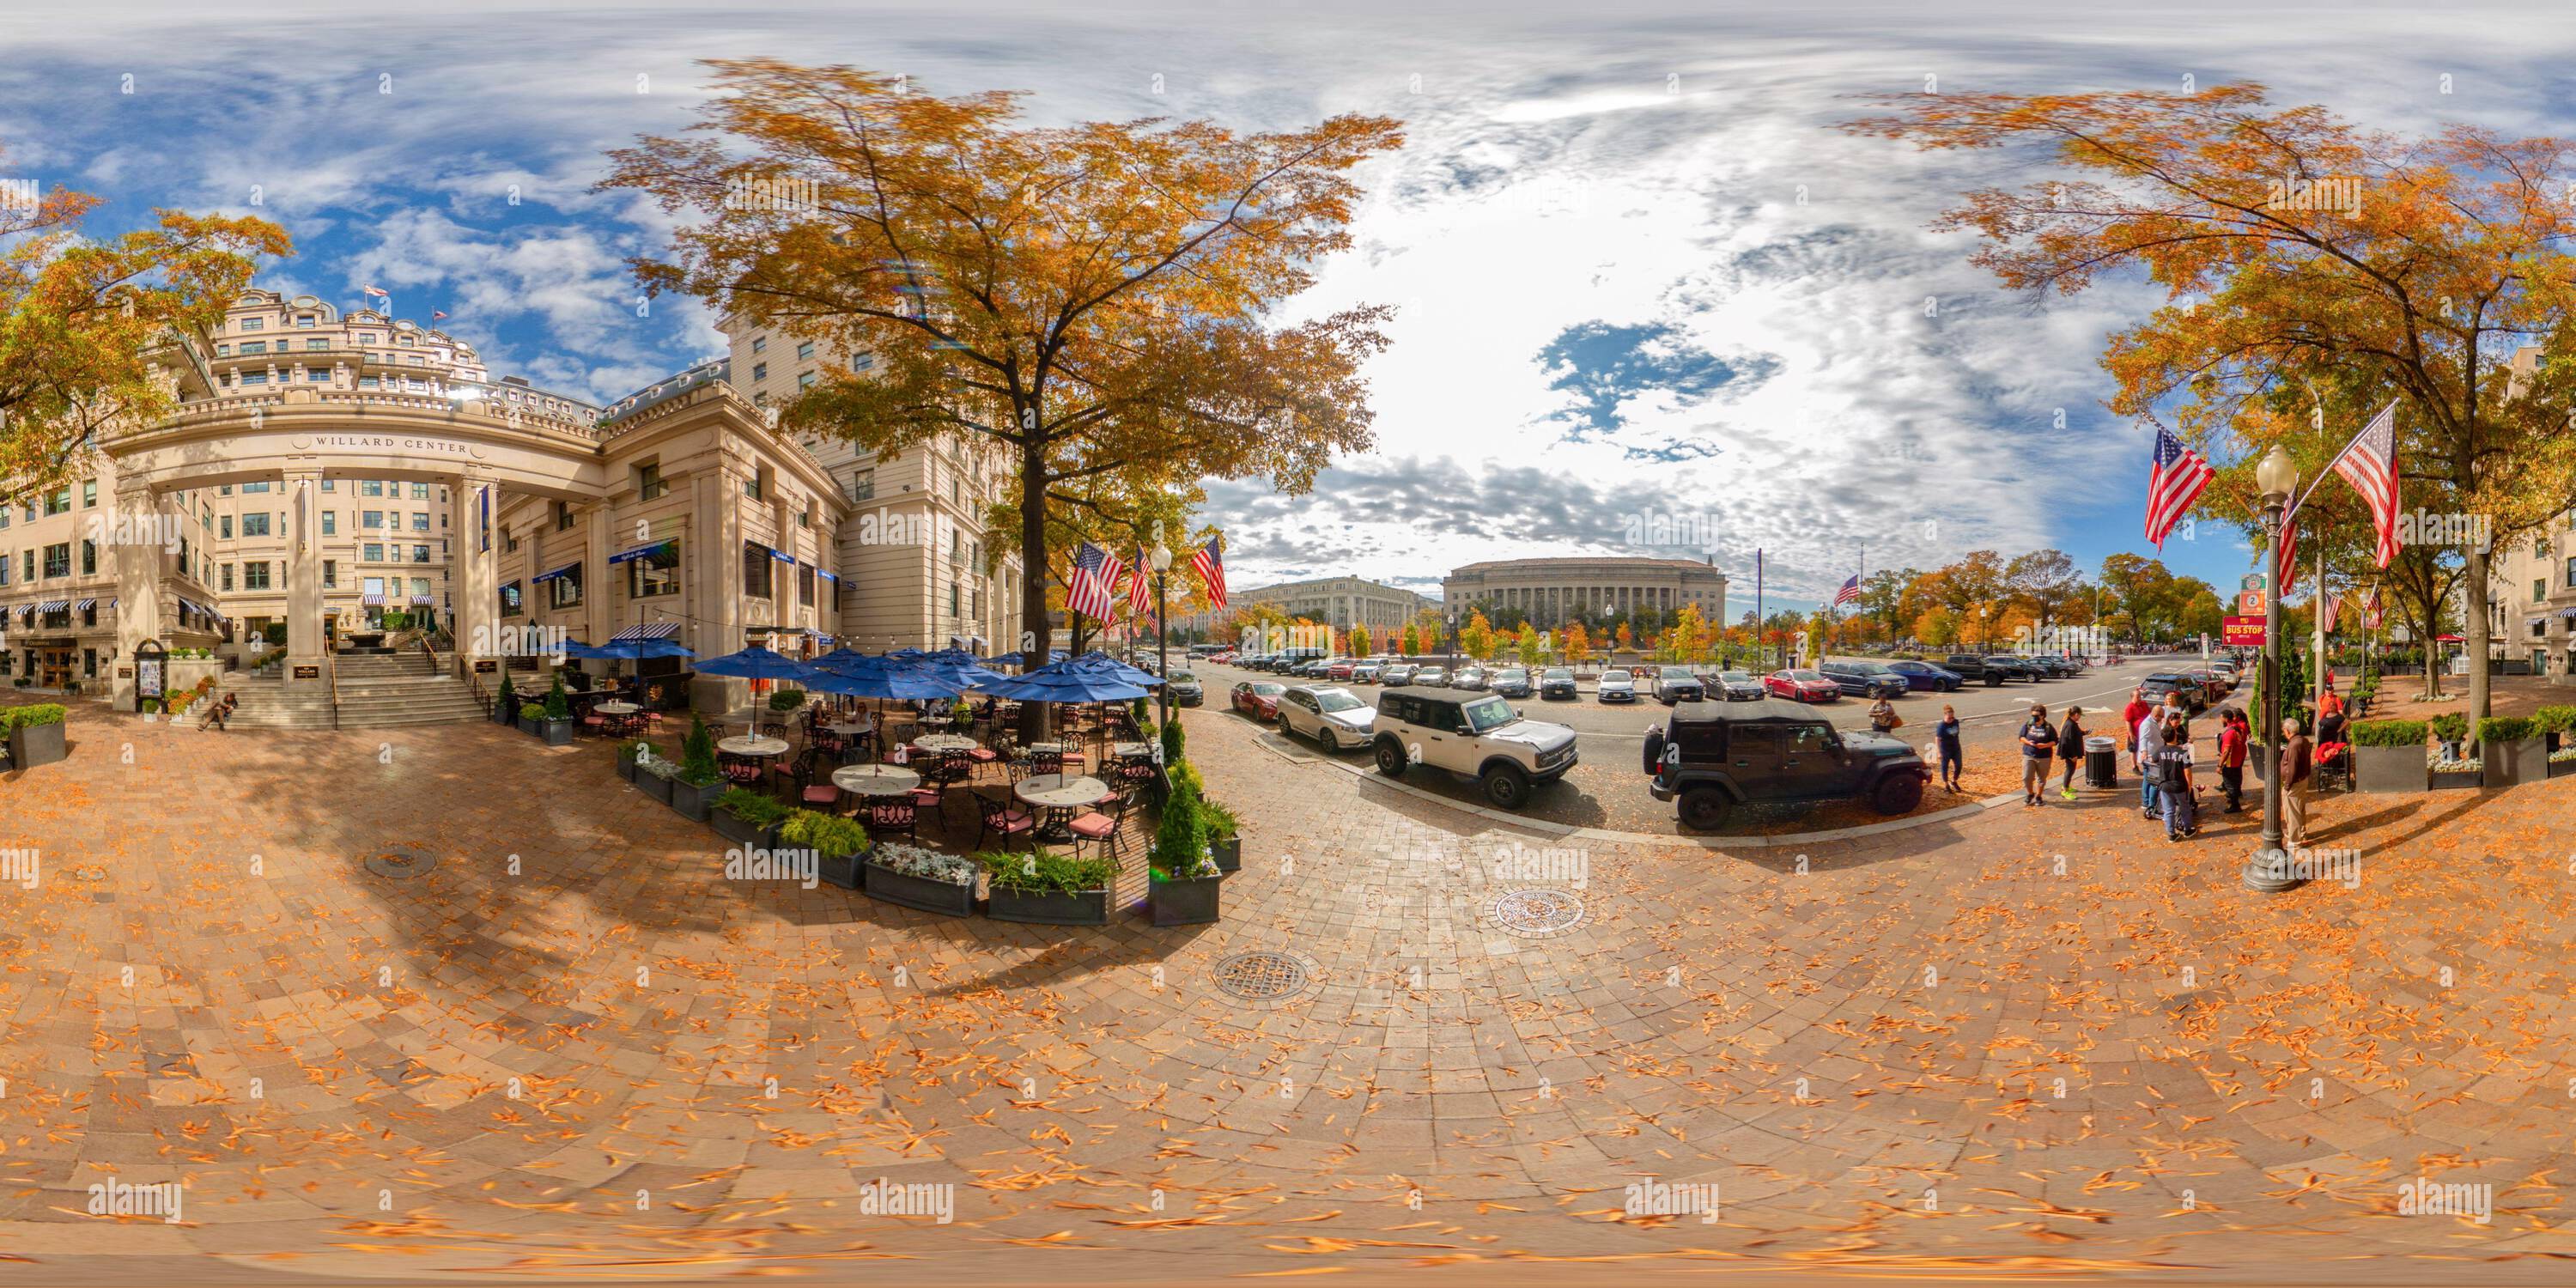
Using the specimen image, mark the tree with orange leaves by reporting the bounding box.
[605,61,1401,736]
[1850,83,2576,731]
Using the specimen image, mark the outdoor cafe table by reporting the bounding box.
[826,720,873,736]
[832,764,920,798]
[718,735,790,758]
[1111,741,1153,761]
[594,701,640,717]
[910,733,979,755]
[1015,773,1108,841]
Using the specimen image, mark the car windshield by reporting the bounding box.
[1789,670,1826,681]
[1720,671,1753,683]
[1252,683,1284,695]
[1317,691,1366,714]
[1544,668,1573,679]
[1601,673,1630,684]
[1660,667,1695,679]
[1498,668,1526,678]
[1171,671,1195,682]
[2147,673,2188,684]
[1461,696,1516,732]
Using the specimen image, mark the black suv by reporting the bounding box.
[1538,666,1579,700]
[1941,654,2010,686]
[2136,671,2210,714]
[1643,699,1929,831]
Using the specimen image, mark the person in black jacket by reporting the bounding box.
[2055,708,2087,800]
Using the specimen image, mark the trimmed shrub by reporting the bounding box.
[0,704,67,735]
[2430,712,2469,744]
[715,787,792,828]
[1160,714,1186,765]
[779,809,869,860]
[2348,719,2427,747]
[679,714,721,787]
[2530,705,2576,735]
[2477,715,2536,743]
[979,849,1114,895]
[768,688,807,713]
[1151,763,1212,878]
[542,673,571,720]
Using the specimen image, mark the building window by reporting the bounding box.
[849,470,874,501]
[245,562,271,591]
[742,542,774,598]
[751,335,767,354]
[2539,579,2550,602]
[364,543,383,562]
[220,563,234,591]
[630,541,681,598]
[363,509,382,529]
[411,482,429,499]
[240,341,266,355]
[796,340,815,361]
[324,559,337,587]
[241,513,270,538]
[949,580,960,617]
[852,352,873,372]
[42,543,69,578]
[82,480,96,507]
[548,565,582,610]
[219,514,233,538]
[78,540,94,574]
[296,314,315,328]
[44,486,70,515]
[2565,555,2576,588]
[556,501,575,532]
[637,462,666,501]
[412,513,429,532]
[752,361,768,382]
[410,544,429,564]
[798,371,816,391]
[322,511,337,536]
[321,478,336,492]
[799,565,816,607]
[744,470,765,501]
[500,580,523,617]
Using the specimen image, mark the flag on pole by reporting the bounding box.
[1127,545,1153,618]
[2322,400,2402,568]
[1832,574,1862,608]
[2322,594,2341,634]
[431,309,449,322]
[1189,538,1227,611]
[2364,585,2384,629]
[361,284,389,297]
[2145,428,2214,549]
[1066,542,1121,620]
[2278,513,2300,596]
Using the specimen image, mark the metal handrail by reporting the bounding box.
[327,649,341,730]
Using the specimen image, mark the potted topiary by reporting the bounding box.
[636,754,679,804]
[780,809,870,890]
[2346,719,2428,793]
[495,673,519,725]
[981,849,1115,926]
[2536,705,2576,778]
[2428,713,2478,789]
[1148,769,1222,927]
[3,703,69,770]
[1200,793,1241,874]
[769,688,807,715]
[861,841,981,916]
[712,787,792,849]
[1160,714,1186,766]
[2478,715,2545,788]
[669,714,726,821]
[539,674,574,746]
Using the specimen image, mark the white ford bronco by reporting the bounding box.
[1370,685,1579,809]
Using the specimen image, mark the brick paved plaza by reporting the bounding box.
[3,693,2575,1285]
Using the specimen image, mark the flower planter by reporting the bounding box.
[669,776,724,823]
[987,884,1113,926]
[492,701,515,725]
[1210,833,1241,874]
[9,719,67,770]
[818,848,864,890]
[862,859,977,916]
[542,717,574,747]
[2551,751,2576,780]
[516,714,541,737]
[1150,872,1224,927]
[2429,766,2482,791]
[618,755,641,784]
[709,805,777,850]
[2481,736,2546,788]
[2353,744,2427,794]
[636,769,675,804]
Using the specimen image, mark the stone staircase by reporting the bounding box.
[217,648,487,731]
[216,673,337,730]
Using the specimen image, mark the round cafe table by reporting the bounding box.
[911,733,978,755]
[594,701,640,717]
[832,764,920,797]
[827,720,873,737]
[718,735,790,758]
[1015,773,1108,841]
[1111,741,1153,761]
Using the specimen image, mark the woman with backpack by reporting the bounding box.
[2054,708,2086,800]
[2149,722,2197,840]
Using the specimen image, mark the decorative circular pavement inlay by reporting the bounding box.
[1489,886,1587,938]
[363,844,440,880]
[1212,950,1309,1001]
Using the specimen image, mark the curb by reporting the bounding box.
[1250,727,2022,849]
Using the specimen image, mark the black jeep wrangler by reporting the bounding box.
[1643,699,1930,831]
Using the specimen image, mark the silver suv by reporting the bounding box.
[1370,686,1578,809]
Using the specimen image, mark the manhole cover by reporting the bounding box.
[1212,951,1308,1001]
[363,845,439,879]
[65,865,110,882]
[1489,887,1586,938]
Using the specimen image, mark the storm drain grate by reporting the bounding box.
[1212,951,1309,1001]
[1489,887,1587,938]
[363,844,440,880]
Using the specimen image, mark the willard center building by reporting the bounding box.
[0,288,1017,717]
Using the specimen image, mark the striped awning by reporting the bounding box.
[2562,606,2576,620]
[71,598,95,611]
[610,621,681,641]
[532,562,580,584]
[608,538,675,565]
[35,599,69,613]
[101,597,117,610]
[361,593,386,605]
[410,594,434,605]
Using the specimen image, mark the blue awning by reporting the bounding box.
[35,599,69,613]
[608,538,675,565]
[71,598,96,611]
[610,621,681,641]
[532,562,580,584]
[817,568,838,583]
[2561,605,2576,620]
[769,547,796,564]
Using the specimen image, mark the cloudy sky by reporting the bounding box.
[6,0,2568,610]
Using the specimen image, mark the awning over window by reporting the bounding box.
[361,593,386,605]
[101,597,117,610]
[532,562,580,584]
[609,538,676,565]
[35,599,69,613]
[71,598,96,611]
[2561,605,2576,620]
[610,621,682,641]
[410,594,434,605]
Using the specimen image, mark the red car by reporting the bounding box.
[1327,658,1358,681]
[1230,680,1288,720]
[1765,669,1841,702]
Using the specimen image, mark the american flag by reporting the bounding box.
[431,309,448,321]
[2322,594,2340,634]
[2278,512,2300,595]
[1127,544,1153,618]
[1189,538,1226,611]
[1066,542,1121,621]
[2324,400,2402,568]
[2145,428,2214,549]
[2364,585,2383,629]
[1832,574,1862,608]
[361,283,388,298]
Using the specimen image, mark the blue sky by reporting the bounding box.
[7,0,2571,612]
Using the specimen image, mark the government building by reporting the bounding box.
[1173,574,1432,637]
[1443,556,1728,629]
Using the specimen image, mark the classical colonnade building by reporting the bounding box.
[1442,556,1728,630]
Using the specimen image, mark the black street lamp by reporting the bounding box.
[1147,526,1174,730]
[2244,444,2300,893]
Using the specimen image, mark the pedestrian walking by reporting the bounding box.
[2149,722,2197,839]
[1868,696,1900,736]
[2217,708,2248,813]
[2019,703,2055,806]
[1935,704,1964,792]
[2281,716,2313,850]
[2135,702,2167,819]
[2055,708,2086,799]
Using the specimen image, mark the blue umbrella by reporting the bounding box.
[568,636,697,661]
[978,649,1067,670]
[1066,649,1162,687]
[980,663,1155,704]
[692,645,811,680]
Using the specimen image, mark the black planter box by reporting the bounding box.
[493,701,515,724]
[987,884,1113,926]
[2482,736,2546,788]
[709,806,777,850]
[1151,872,1223,927]
[1211,833,1241,874]
[517,714,540,737]
[2430,767,2482,791]
[9,720,67,770]
[543,718,574,747]
[636,770,675,804]
[863,860,978,916]
[618,756,641,784]
[818,848,863,890]
[2352,744,2427,794]
[670,776,724,823]
[2551,753,2576,780]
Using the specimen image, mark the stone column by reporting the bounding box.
[109,479,166,712]
[450,473,495,667]
[583,499,612,654]
[283,467,325,690]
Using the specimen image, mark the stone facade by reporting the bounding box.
[1443,556,1727,629]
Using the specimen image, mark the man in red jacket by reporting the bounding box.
[2216,708,2249,813]
[2122,691,2154,753]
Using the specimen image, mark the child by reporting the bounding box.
[2151,722,2197,839]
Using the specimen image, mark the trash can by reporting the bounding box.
[2084,735,2119,788]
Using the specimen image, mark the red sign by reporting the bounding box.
[2238,590,2267,616]
[2222,616,2266,647]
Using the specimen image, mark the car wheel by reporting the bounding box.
[1870,774,1925,816]
[1678,787,1733,831]
[1374,738,1407,777]
[1986,676,2002,686]
[1480,762,1531,809]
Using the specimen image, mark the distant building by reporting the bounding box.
[1175,574,1432,636]
[1443,556,1727,629]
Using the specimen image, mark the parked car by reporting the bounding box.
[1279,684,1376,750]
[2136,671,2210,714]
[1764,669,1842,702]
[1452,666,1490,691]
[1817,659,1910,700]
[1941,654,2011,686]
[1351,661,1384,684]
[1413,665,1449,687]
[1327,658,1358,681]
[1166,669,1204,707]
[1649,665,1706,705]
[1296,659,1333,679]
[1539,666,1578,700]
[1370,686,1578,809]
[1708,669,1767,702]
[1884,659,1963,692]
[2028,655,2077,677]
[1230,680,1287,720]
[1379,663,1418,686]
[1645,699,1929,830]
[1597,671,1637,702]
[1983,654,2038,681]
[1491,666,1534,698]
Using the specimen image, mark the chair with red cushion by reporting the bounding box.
[974,789,1037,853]
[1064,792,1131,863]
[865,798,917,841]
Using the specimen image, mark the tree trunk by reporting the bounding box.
[1018,431,1053,744]
[2465,543,2491,744]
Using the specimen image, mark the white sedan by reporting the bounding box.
[1279,684,1377,750]
[1597,671,1637,703]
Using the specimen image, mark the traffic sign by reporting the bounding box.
[2240,573,2268,592]
[2222,616,2266,647]
[2238,590,2267,615]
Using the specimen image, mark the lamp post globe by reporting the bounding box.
[2244,444,2301,893]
